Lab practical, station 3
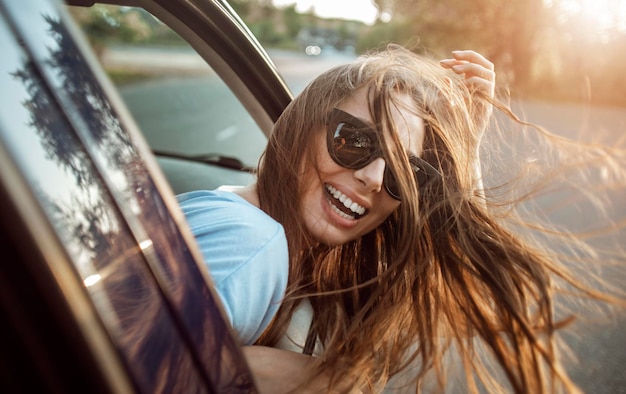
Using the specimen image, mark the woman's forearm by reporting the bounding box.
[241,346,366,394]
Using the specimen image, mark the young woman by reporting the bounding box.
[178,45,624,393]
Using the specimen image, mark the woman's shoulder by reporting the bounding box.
[177,188,256,210]
[177,189,277,228]
[176,189,285,255]
[177,189,288,344]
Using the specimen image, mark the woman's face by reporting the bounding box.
[300,90,426,246]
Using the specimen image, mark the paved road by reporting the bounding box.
[106,46,625,392]
[266,48,357,94]
[509,100,626,394]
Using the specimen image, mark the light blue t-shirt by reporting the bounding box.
[177,190,289,345]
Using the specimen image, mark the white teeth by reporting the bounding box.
[329,203,355,220]
[326,185,366,216]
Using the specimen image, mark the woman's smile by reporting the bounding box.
[324,183,367,220]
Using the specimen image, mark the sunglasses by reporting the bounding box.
[326,108,441,200]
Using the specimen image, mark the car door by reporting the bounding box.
[0,0,289,391]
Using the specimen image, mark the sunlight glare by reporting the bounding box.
[557,0,626,33]
[84,274,102,287]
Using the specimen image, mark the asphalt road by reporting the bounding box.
[506,100,626,394]
[107,46,625,393]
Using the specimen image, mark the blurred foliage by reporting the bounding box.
[283,5,304,39]
[232,1,361,49]
[70,1,625,107]
[68,6,186,51]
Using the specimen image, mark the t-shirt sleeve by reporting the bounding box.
[177,190,289,345]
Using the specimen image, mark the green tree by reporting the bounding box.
[229,0,251,16]
[283,5,303,39]
[356,19,413,52]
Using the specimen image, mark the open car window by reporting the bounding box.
[67,4,270,194]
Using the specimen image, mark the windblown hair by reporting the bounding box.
[255,44,625,392]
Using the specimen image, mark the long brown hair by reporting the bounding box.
[255,44,625,392]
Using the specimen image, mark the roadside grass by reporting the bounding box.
[106,69,157,85]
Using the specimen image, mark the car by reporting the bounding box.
[0,0,292,391]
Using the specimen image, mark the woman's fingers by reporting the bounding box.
[451,50,494,71]
[440,50,495,98]
[452,62,495,83]
[464,75,495,95]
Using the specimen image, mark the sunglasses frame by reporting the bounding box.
[326,108,441,200]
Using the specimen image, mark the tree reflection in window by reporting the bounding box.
[5,11,254,392]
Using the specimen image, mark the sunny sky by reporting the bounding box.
[271,0,379,25]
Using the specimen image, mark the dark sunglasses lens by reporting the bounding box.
[332,122,378,168]
[384,168,401,200]
[410,156,440,189]
[384,156,441,200]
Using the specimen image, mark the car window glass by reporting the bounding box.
[68,5,262,193]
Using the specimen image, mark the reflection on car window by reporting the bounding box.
[68,5,264,192]
[0,15,207,391]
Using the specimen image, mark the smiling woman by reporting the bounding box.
[177,40,626,393]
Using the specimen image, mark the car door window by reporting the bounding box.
[68,4,264,193]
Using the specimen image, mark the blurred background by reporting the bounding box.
[73,0,626,107]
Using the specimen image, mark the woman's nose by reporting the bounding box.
[353,157,386,194]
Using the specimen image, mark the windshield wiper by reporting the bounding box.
[153,150,255,172]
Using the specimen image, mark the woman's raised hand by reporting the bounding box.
[440,50,495,99]
[440,50,495,135]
